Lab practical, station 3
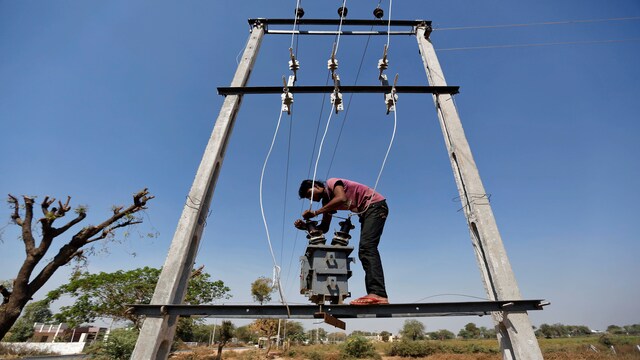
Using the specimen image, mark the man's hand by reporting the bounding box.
[302,209,316,220]
[294,219,307,230]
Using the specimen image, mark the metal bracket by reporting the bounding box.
[281,76,294,114]
[331,74,343,113]
[314,311,346,330]
[288,47,300,83]
[385,74,399,114]
[327,43,339,75]
[378,44,389,80]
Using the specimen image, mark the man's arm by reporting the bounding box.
[302,183,347,232]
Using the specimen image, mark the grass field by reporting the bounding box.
[168,335,640,359]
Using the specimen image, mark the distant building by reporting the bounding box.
[32,323,109,343]
[32,323,68,343]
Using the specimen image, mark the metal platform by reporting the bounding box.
[217,85,459,96]
[127,299,547,319]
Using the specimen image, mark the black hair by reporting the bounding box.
[298,179,325,199]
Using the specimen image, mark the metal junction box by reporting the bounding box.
[300,244,354,304]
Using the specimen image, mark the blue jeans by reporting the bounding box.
[358,200,388,298]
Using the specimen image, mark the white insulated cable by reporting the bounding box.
[291,0,301,49]
[309,103,336,208]
[386,0,393,50]
[373,96,397,191]
[334,0,348,55]
[259,108,289,308]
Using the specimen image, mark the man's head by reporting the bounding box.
[298,179,325,201]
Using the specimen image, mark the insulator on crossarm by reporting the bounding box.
[327,43,338,74]
[331,74,344,113]
[373,7,384,19]
[289,48,300,83]
[337,6,348,18]
[282,92,294,115]
[295,7,305,19]
[327,57,339,73]
[378,45,389,81]
[289,58,300,72]
[281,76,294,114]
[385,74,399,114]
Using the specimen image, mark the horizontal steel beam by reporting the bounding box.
[217,86,459,96]
[127,300,547,319]
[266,30,416,36]
[249,18,431,28]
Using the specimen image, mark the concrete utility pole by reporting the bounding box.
[415,25,543,360]
[131,22,264,360]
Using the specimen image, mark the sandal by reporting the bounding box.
[350,295,389,305]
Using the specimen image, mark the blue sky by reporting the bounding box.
[1,1,639,335]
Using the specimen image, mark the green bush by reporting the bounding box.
[85,328,139,360]
[438,340,498,354]
[599,333,633,347]
[341,336,380,359]
[387,340,436,357]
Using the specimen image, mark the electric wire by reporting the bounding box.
[309,102,337,209]
[348,92,397,217]
[280,10,301,287]
[334,0,348,55]
[306,71,332,180]
[290,0,302,50]
[279,110,292,270]
[434,16,640,31]
[325,2,391,178]
[258,106,289,312]
[437,38,640,52]
[414,293,490,303]
[325,27,374,178]
[307,2,354,207]
[372,0,396,192]
[373,94,396,191]
[386,0,393,49]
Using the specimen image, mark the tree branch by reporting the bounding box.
[21,196,36,252]
[52,213,87,238]
[7,194,23,226]
[86,220,142,244]
[40,196,56,217]
[0,284,11,304]
[27,190,153,293]
[56,196,71,217]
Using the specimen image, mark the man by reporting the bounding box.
[295,178,389,305]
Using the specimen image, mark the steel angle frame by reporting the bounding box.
[248,18,431,36]
[249,18,430,28]
[128,300,547,319]
[218,85,459,96]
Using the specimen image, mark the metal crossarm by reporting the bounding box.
[248,18,432,36]
[217,85,459,96]
[249,18,431,28]
[127,299,547,319]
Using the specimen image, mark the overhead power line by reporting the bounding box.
[437,38,640,52]
[435,16,640,31]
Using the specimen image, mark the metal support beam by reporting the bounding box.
[416,26,543,360]
[248,18,430,28]
[127,300,546,319]
[266,30,416,36]
[130,23,264,360]
[217,85,459,96]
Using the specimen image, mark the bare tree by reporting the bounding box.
[0,189,153,339]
